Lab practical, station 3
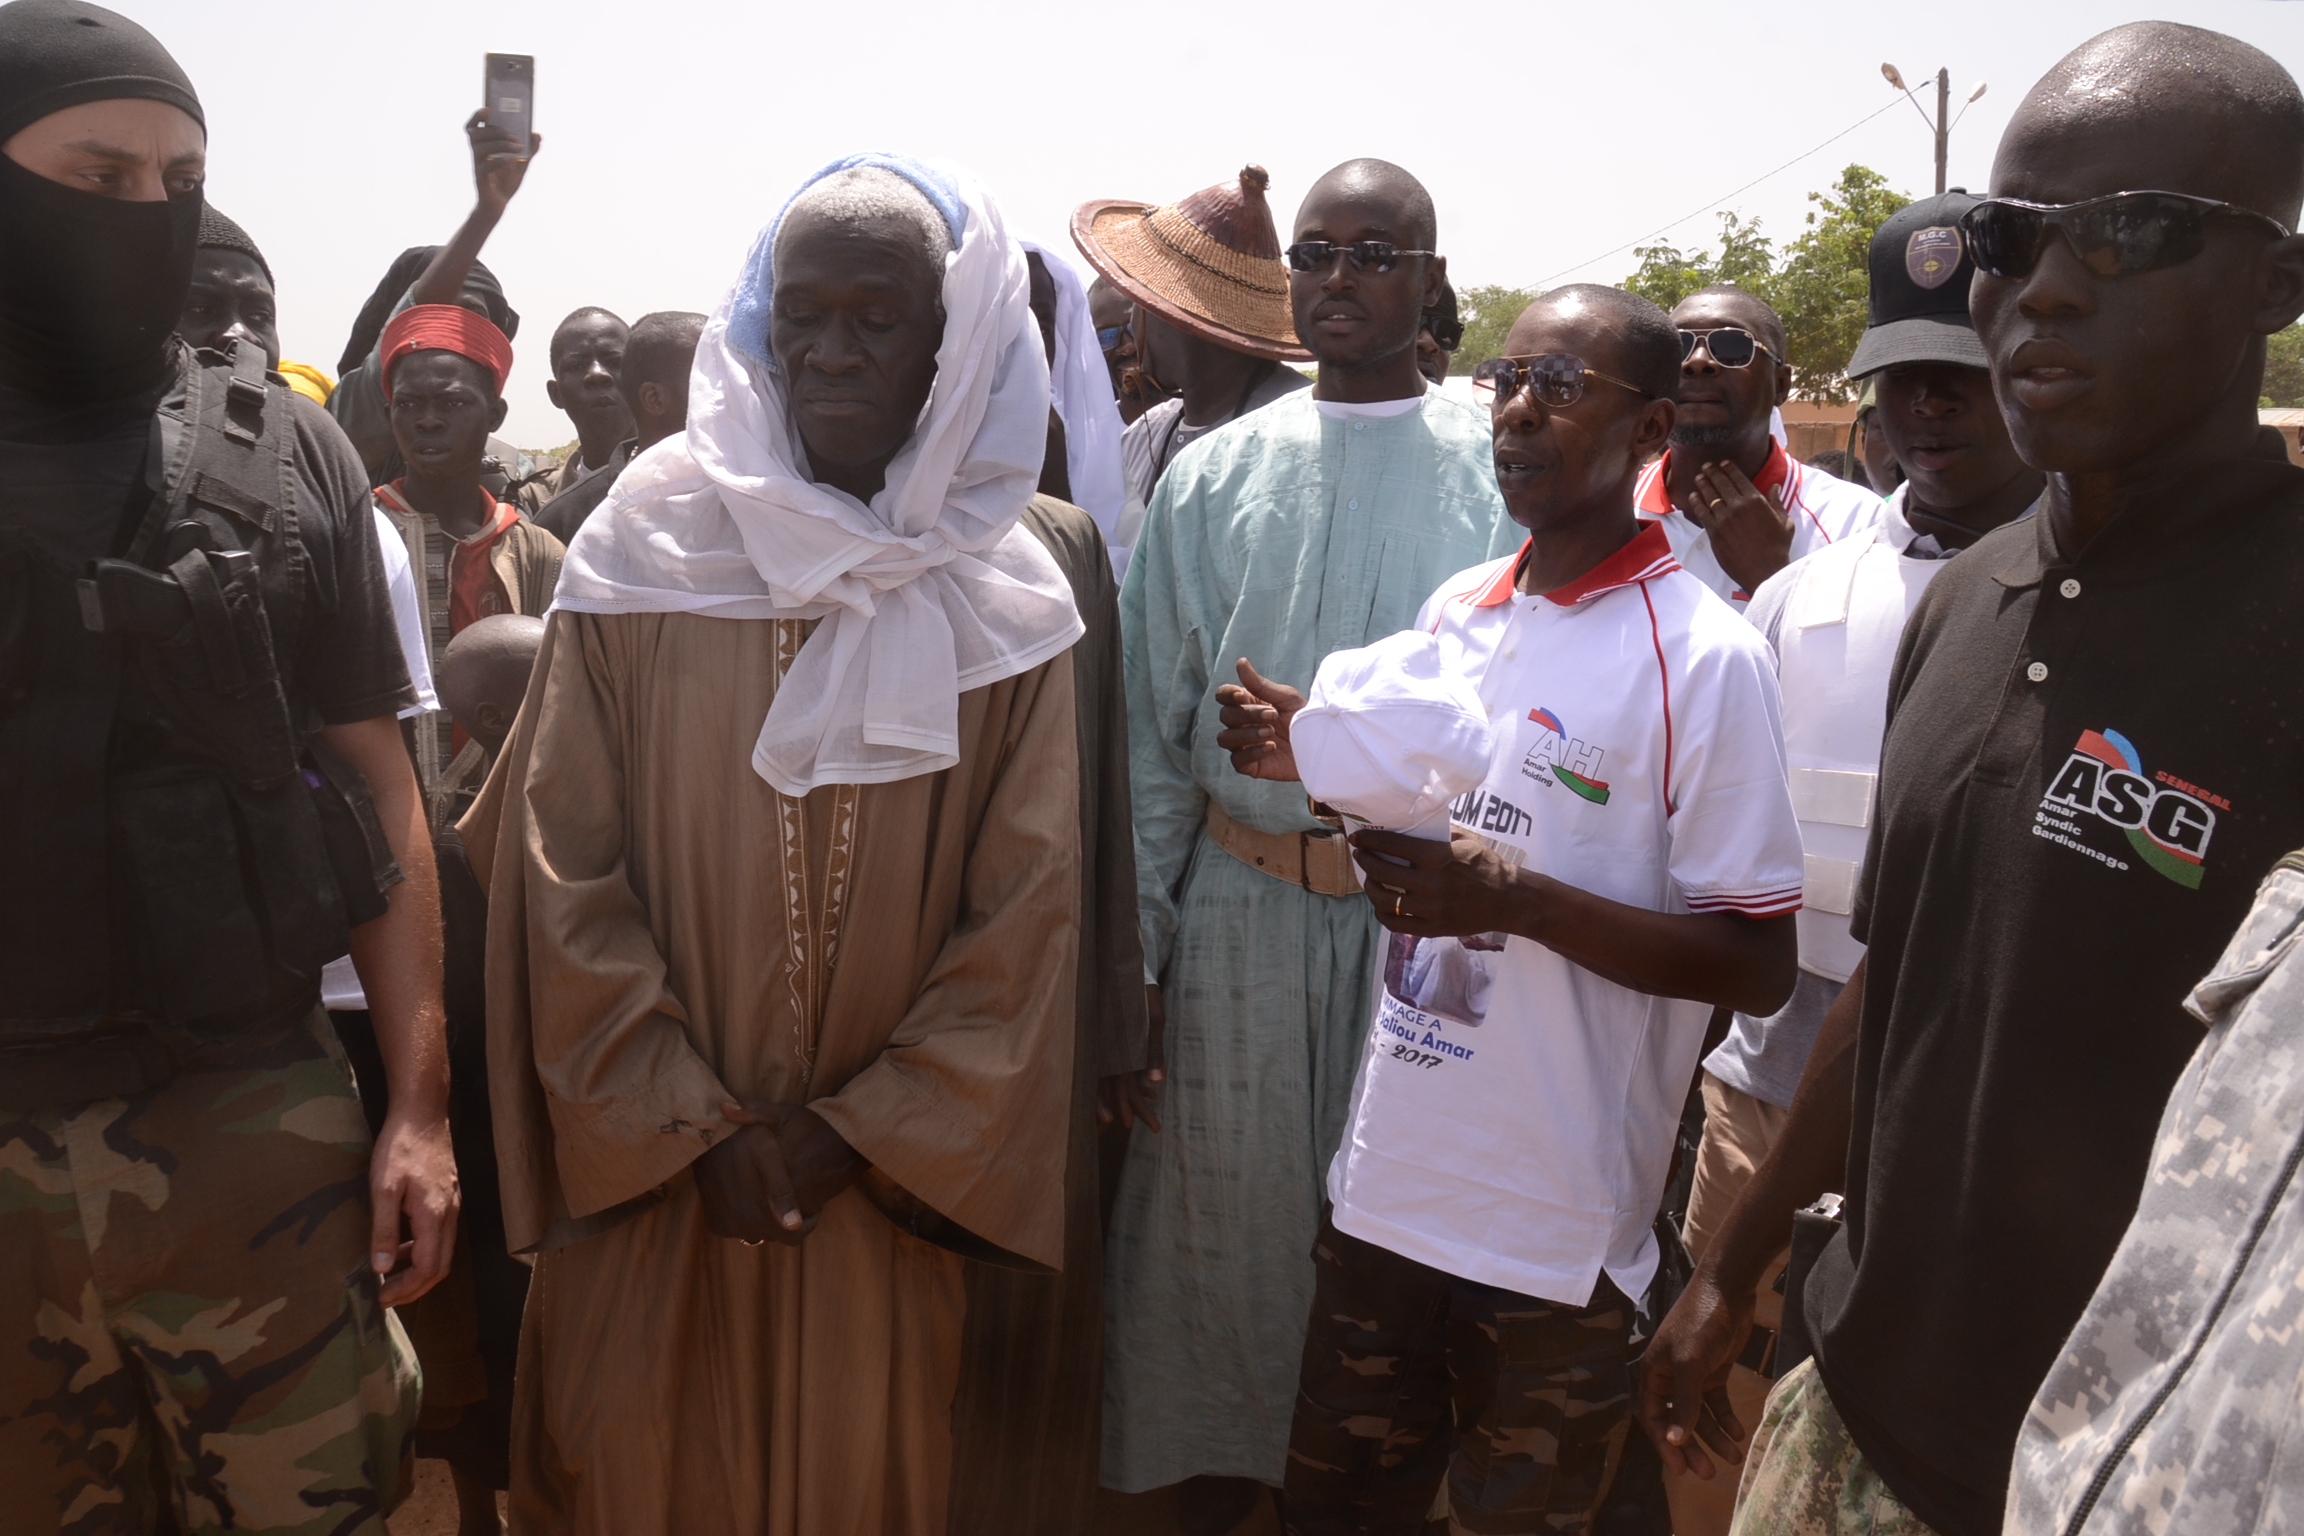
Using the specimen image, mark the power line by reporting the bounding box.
[1530,97,1907,289]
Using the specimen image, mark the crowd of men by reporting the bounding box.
[6,4,2304,1536]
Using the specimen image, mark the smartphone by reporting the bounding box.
[483,53,534,159]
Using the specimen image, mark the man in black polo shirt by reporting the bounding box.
[1637,21,2304,1535]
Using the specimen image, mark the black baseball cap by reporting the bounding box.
[1846,189,1988,378]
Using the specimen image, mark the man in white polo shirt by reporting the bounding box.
[1636,286,1882,605]
[1217,284,1802,1533]
[1650,190,2045,1536]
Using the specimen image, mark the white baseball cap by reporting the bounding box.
[1295,629,1494,841]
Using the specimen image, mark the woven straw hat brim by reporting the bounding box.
[1072,198,1313,364]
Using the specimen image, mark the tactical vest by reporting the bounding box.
[1775,495,1944,983]
[0,341,400,1108]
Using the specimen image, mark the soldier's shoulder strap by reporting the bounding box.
[130,340,299,567]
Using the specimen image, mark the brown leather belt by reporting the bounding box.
[1204,801,1361,898]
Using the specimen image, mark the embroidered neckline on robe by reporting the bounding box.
[770,617,859,1085]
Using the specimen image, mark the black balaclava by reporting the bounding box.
[338,246,520,377]
[197,203,270,284]
[0,0,206,403]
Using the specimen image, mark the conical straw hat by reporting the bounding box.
[1071,165,1312,363]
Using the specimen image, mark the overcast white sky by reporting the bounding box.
[132,0,2304,448]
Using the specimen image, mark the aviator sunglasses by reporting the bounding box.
[1284,240,1437,274]
[1961,191,2293,279]
[1678,327,1781,369]
[1473,354,1654,408]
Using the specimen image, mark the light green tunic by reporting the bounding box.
[1103,389,1515,1490]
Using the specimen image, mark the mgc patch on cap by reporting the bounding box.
[1906,226,1965,290]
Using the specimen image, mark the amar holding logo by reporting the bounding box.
[2038,727,2220,888]
[1522,707,1610,805]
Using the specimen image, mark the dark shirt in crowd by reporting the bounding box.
[0,363,413,1029]
[1808,440,2304,1536]
[534,437,635,545]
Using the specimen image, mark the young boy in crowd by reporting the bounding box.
[1217,284,1802,1533]
[368,304,563,816]
[535,309,704,543]
[531,307,634,501]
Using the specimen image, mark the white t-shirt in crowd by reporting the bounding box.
[1327,522,1805,1306]
[319,507,441,1013]
[1634,441,1883,607]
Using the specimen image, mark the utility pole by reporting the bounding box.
[1882,64,1985,194]
[1934,66,1949,194]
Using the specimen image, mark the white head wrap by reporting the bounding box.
[1295,630,1495,841]
[1020,240,1128,572]
[554,154,1083,795]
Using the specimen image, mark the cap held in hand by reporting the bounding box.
[1294,629,1493,842]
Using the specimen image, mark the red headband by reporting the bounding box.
[380,304,514,401]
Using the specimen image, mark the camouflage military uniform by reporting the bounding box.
[0,1012,420,1536]
[1726,1360,1932,1536]
[2007,852,2304,1536]
[1283,1215,1634,1535]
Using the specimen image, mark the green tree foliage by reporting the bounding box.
[1454,164,1910,398]
[1623,212,1775,313]
[1609,164,1907,403]
[1449,283,1542,374]
[1769,164,1909,403]
[2263,323,2304,407]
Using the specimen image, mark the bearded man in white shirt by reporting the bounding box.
[1636,287,1883,604]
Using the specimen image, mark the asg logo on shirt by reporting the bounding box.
[1521,708,1611,805]
[2037,727,2221,889]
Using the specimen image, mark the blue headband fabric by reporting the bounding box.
[725,151,968,373]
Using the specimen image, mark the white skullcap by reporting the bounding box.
[1294,629,1495,841]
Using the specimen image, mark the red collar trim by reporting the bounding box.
[379,482,517,545]
[1637,441,1793,518]
[1465,551,1523,608]
[1474,522,1682,609]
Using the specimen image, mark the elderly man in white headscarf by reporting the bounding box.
[460,152,1085,1536]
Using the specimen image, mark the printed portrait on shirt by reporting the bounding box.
[1382,931,1506,1029]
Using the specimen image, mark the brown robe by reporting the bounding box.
[946,499,1149,1532]
[461,606,1080,1536]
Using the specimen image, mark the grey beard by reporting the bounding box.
[1670,422,1742,449]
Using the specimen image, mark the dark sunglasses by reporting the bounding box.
[1096,324,1129,351]
[1474,354,1653,408]
[1961,191,2293,280]
[1284,240,1437,274]
[1678,327,1780,369]
[1421,314,1465,351]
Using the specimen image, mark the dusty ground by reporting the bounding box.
[386,1459,1284,1535]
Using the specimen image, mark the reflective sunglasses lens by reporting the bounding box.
[1532,355,1585,407]
[1966,204,2043,278]
[1708,329,1759,368]
[1678,330,1700,361]
[1284,243,1328,273]
[1473,358,1518,397]
[2089,196,2207,274]
[1356,242,1400,273]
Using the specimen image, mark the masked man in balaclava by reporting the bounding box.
[0,4,456,1529]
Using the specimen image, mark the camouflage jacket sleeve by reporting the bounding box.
[2008,850,2304,1536]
